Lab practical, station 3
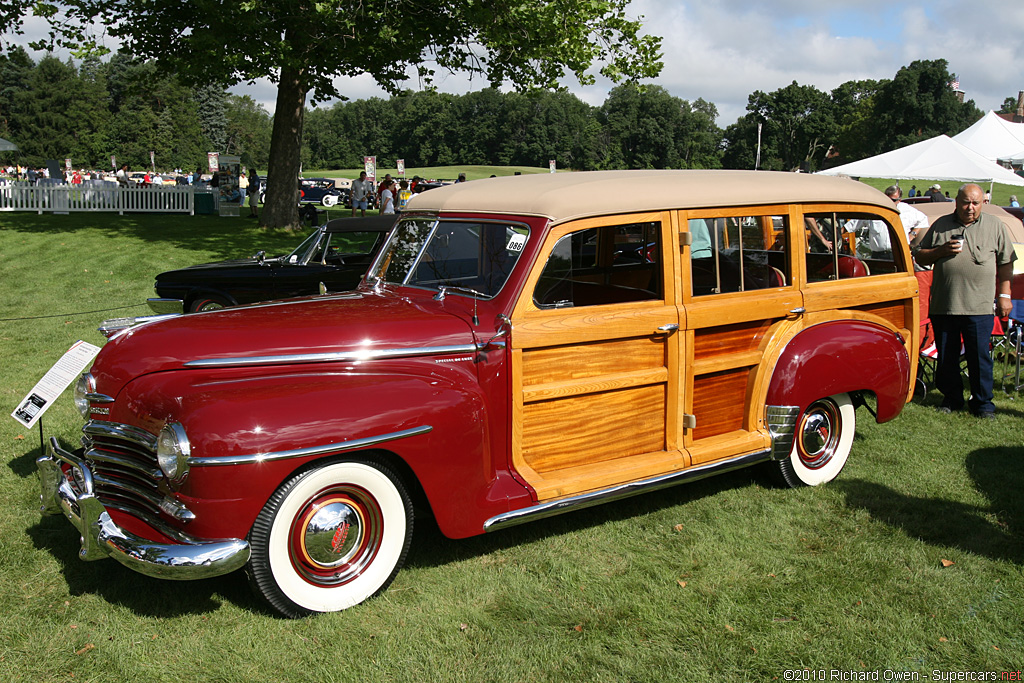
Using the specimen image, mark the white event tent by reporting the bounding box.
[951,111,1024,163]
[817,134,1024,187]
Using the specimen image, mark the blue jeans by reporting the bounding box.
[932,314,995,414]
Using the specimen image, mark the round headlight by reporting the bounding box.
[73,374,95,419]
[157,422,191,484]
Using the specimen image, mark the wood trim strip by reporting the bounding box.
[692,350,763,375]
[523,367,669,403]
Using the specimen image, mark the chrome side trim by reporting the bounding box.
[85,393,115,404]
[183,345,481,369]
[484,449,772,533]
[187,425,433,467]
[765,405,801,461]
[38,439,249,579]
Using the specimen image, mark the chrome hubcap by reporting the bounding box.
[290,487,382,586]
[797,399,840,469]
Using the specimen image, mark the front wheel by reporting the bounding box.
[775,393,855,487]
[247,460,413,618]
[188,294,231,312]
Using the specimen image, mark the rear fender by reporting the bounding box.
[765,319,911,423]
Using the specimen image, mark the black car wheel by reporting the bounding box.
[189,294,232,312]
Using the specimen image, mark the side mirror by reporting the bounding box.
[483,314,513,349]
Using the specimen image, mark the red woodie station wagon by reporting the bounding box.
[37,170,918,617]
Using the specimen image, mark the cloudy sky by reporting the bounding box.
[8,0,1024,126]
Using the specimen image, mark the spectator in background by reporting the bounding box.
[238,172,248,206]
[248,169,260,218]
[908,185,917,198]
[925,184,948,202]
[915,183,1015,418]
[351,171,372,217]
[380,179,395,215]
[455,172,467,183]
[1010,195,1020,208]
[396,179,411,211]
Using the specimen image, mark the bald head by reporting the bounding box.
[955,184,984,225]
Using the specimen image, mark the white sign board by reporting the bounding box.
[11,340,101,429]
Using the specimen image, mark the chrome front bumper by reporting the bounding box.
[37,438,250,580]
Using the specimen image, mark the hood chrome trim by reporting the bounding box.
[188,425,433,466]
[183,344,481,369]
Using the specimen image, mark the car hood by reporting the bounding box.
[156,258,282,279]
[91,291,476,395]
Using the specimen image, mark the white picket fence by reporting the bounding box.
[0,180,199,214]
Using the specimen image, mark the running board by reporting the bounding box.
[483,449,772,533]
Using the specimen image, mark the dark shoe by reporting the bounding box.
[936,406,953,414]
[974,411,996,420]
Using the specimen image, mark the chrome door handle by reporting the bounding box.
[656,323,679,334]
[788,307,806,316]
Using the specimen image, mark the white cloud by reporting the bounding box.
[7,0,1024,126]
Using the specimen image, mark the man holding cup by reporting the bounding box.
[915,183,1015,418]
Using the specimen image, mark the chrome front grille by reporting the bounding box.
[82,421,165,517]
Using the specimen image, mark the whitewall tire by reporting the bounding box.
[247,460,413,618]
[775,393,855,487]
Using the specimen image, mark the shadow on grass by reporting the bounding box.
[404,466,771,571]
[26,514,262,617]
[834,445,1024,564]
[1,212,309,263]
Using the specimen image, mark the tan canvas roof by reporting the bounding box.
[913,201,1024,242]
[403,170,892,224]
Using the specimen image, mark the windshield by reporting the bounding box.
[285,229,326,265]
[369,218,529,298]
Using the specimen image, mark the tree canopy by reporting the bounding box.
[17,0,663,226]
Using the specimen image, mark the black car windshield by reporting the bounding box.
[285,230,326,265]
[369,218,529,298]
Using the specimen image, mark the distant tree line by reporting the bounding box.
[0,48,271,172]
[0,51,990,175]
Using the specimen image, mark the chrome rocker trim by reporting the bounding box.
[37,438,249,580]
[484,448,772,533]
[183,344,483,369]
[188,425,434,467]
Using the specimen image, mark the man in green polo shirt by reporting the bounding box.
[915,183,1015,418]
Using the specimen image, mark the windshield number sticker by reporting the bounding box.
[506,233,526,252]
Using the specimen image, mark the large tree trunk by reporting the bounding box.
[262,63,306,229]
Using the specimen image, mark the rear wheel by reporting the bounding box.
[775,393,855,487]
[188,294,231,312]
[247,460,413,618]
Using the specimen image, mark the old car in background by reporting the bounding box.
[39,171,918,617]
[259,177,347,208]
[146,215,395,313]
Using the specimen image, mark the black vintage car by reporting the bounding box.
[259,177,349,207]
[147,215,396,313]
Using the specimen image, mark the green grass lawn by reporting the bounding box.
[1,210,1022,682]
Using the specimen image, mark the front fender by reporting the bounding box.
[113,360,520,540]
[765,319,911,423]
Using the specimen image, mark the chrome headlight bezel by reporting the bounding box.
[157,422,191,484]
[73,374,95,419]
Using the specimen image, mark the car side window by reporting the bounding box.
[533,222,662,308]
[804,212,903,282]
[689,214,789,296]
